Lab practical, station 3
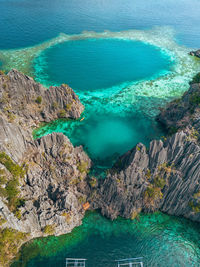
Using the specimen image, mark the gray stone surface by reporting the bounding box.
[189,49,200,58]
[0,69,84,129]
[0,70,91,238]
[94,131,200,222]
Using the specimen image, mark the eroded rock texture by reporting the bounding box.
[0,70,91,239]
[93,78,200,222]
[0,69,84,128]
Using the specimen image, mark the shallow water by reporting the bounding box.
[34,112,164,169]
[32,35,199,167]
[33,39,171,166]
[12,212,200,267]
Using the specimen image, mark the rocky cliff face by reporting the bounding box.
[93,131,200,222]
[0,69,84,129]
[157,76,200,134]
[0,70,91,243]
[1,68,200,265]
[189,49,200,58]
[0,121,91,237]
[93,78,200,223]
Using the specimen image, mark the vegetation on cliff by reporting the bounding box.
[0,227,28,266]
[0,152,27,216]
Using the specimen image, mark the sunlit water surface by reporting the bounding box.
[12,212,200,267]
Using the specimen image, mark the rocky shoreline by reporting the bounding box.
[92,69,200,222]
[0,66,200,266]
[0,70,90,265]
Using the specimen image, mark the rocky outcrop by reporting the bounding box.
[189,49,200,58]
[93,78,200,223]
[0,70,91,243]
[157,78,200,134]
[0,119,91,237]
[0,69,84,129]
[94,131,200,222]
[1,68,200,265]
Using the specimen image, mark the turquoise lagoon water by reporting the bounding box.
[34,39,172,91]
[33,39,171,167]
[12,212,200,267]
[1,0,200,266]
[34,111,165,169]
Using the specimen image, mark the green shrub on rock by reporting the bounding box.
[43,225,55,235]
[189,201,200,213]
[66,103,72,111]
[0,152,25,179]
[58,109,67,118]
[190,72,200,84]
[77,161,88,174]
[0,228,27,266]
[0,215,6,226]
[89,177,97,187]
[194,191,200,199]
[145,185,163,202]
[144,176,166,207]
[153,176,166,189]
[0,152,26,213]
[35,96,42,104]
[52,101,58,109]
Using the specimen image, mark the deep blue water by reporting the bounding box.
[34,39,171,91]
[1,0,200,49]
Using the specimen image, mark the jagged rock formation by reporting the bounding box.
[93,77,200,223]
[0,119,91,237]
[157,75,200,134]
[0,70,91,249]
[93,131,200,222]
[1,68,200,265]
[0,69,84,129]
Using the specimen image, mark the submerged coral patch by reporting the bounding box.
[13,26,198,167]
[0,27,200,116]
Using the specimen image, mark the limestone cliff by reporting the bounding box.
[0,69,84,129]
[1,68,200,266]
[0,70,90,266]
[157,73,200,134]
[0,120,91,237]
[189,49,200,58]
[93,74,200,223]
[93,131,200,222]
